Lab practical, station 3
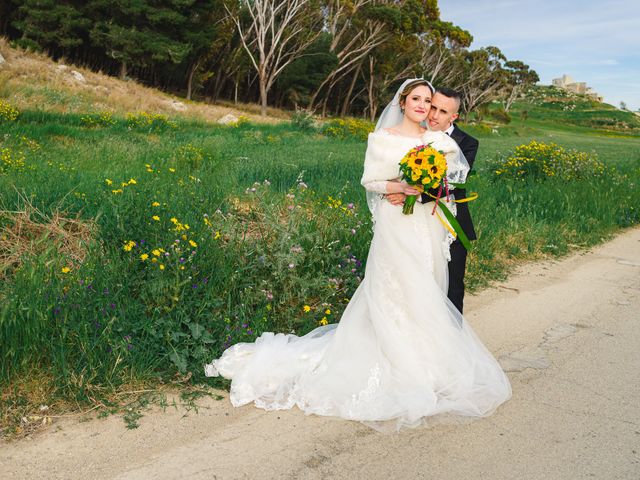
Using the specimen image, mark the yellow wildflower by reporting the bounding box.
[189,240,197,248]
[159,264,165,270]
[169,168,176,173]
[128,178,137,185]
[152,201,160,207]
[61,266,71,274]
[152,249,161,257]
[325,309,331,315]
[123,240,136,252]
[140,253,149,261]
[152,215,160,221]
[105,178,113,185]
[214,231,221,240]
[303,305,311,313]
[319,317,329,326]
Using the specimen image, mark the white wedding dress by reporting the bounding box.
[205,130,511,432]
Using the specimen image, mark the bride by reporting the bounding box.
[205,78,511,431]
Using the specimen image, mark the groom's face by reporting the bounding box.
[428,93,459,131]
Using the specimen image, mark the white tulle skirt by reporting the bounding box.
[205,200,511,431]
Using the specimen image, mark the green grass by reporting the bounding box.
[1,102,639,435]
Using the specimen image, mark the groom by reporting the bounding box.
[387,88,479,314]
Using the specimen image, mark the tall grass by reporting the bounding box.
[1,108,639,431]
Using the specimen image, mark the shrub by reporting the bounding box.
[81,111,116,128]
[126,111,177,131]
[0,99,20,123]
[322,117,374,141]
[490,107,511,124]
[290,108,316,131]
[492,140,607,181]
[173,144,207,170]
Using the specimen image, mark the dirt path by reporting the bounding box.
[2,228,639,480]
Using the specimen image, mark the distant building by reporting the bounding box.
[552,74,603,102]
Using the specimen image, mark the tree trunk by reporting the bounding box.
[259,77,268,116]
[119,61,127,80]
[186,61,199,101]
[504,87,519,112]
[340,64,361,117]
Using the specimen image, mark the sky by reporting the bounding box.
[438,0,640,111]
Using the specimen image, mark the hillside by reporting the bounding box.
[0,38,286,124]
[505,85,640,134]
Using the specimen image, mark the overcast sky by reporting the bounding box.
[438,0,640,111]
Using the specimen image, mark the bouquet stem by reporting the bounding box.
[402,195,418,215]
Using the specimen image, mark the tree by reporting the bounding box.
[619,101,628,110]
[362,33,423,121]
[455,46,507,119]
[418,20,472,86]
[502,60,539,112]
[87,0,197,79]
[11,0,89,56]
[180,1,226,100]
[273,33,337,109]
[307,0,404,113]
[228,0,323,116]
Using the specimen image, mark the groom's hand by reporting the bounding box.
[386,193,406,206]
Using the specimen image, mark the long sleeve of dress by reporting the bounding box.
[362,180,388,194]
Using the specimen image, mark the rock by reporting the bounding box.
[167,100,187,112]
[0,52,6,66]
[217,113,239,125]
[71,70,86,82]
[57,64,68,71]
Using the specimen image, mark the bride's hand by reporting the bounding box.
[386,181,421,196]
[386,193,406,205]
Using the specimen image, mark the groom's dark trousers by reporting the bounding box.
[423,124,479,314]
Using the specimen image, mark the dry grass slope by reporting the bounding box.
[0,38,286,124]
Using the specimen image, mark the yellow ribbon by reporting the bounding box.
[426,192,479,240]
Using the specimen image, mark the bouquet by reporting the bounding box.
[398,144,447,215]
[398,143,474,251]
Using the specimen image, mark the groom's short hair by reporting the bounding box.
[436,88,462,112]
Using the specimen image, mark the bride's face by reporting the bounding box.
[401,85,432,124]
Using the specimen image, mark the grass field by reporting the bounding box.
[1,87,639,435]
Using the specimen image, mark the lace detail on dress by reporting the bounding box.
[442,201,457,262]
[346,363,381,418]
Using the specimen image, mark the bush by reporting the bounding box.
[322,117,374,141]
[492,140,607,181]
[126,111,177,131]
[81,111,116,128]
[490,107,511,124]
[0,99,20,123]
[290,108,316,131]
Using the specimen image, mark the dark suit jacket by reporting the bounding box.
[421,124,479,241]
